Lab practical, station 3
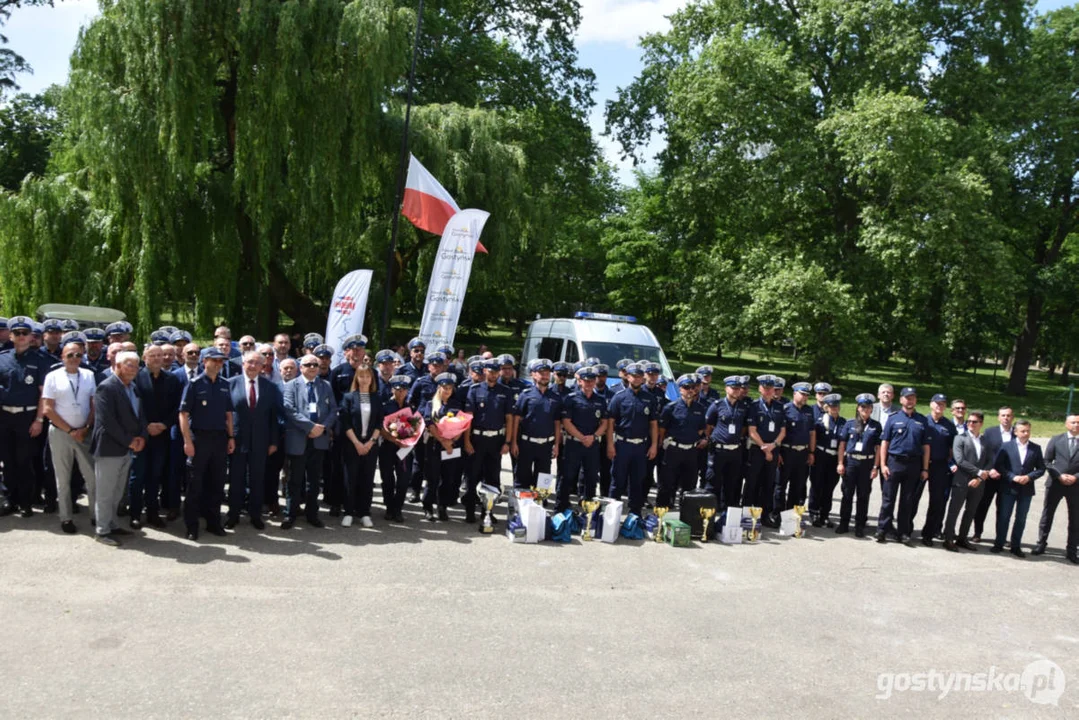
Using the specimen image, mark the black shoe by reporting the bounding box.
[921,536,933,548]
[110,527,134,536]
[329,506,341,518]
[224,517,238,530]
[185,529,199,541]
[95,534,121,547]
[956,539,977,552]
[438,507,449,522]
[464,510,477,524]
[307,516,324,528]
[812,518,825,528]
[206,525,227,537]
[61,520,77,534]
[1011,547,1026,558]
[762,516,780,529]
[20,507,33,518]
[423,509,437,522]
[281,518,295,530]
[251,518,265,531]
[73,503,81,514]
[409,492,422,504]
[990,544,1003,553]
[1067,552,1079,565]
[943,541,958,552]
[971,534,982,544]
[875,533,887,544]
[824,518,835,528]
[1031,543,1047,556]
[394,512,405,522]
[43,502,58,514]
[384,510,394,521]
[166,509,180,522]
[835,524,849,535]
[117,504,128,517]
[129,518,142,530]
[0,500,12,517]
[854,528,865,538]
[268,504,281,518]
[146,514,166,529]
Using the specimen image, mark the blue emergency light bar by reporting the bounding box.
[574,311,637,323]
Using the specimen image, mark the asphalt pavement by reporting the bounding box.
[2,454,1076,718]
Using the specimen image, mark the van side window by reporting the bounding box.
[538,337,564,361]
[564,343,579,363]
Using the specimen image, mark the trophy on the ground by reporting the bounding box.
[654,506,669,542]
[699,507,716,542]
[533,472,555,506]
[478,484,502,534]
[744,506,762,543]
[792,504,807,538]
[580,499,601,541]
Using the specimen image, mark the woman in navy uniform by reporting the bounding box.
[657,374,708,508]
[378,375,414,522]
[836,394,882,537]
[704,376,749,511]
[420,372,467,521]
[810,394,845,527]
[559,366,609,510]
[339,362,384,529]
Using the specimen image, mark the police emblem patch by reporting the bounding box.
[24,375,34,385]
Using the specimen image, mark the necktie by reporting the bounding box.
[1070,436,1076,458]
[189,368,195,380]
[307,382,317,422]
[249,378,256,408]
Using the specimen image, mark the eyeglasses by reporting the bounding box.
[953,407,966,412]
[301,362,319,368]
[65,352,84,358]
[260,352,273,357]
[184,350,199,356]
[240,342,254,347]
[12,330,29,336]
[967,420,982,425]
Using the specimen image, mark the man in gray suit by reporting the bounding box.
[1032,414,1079,563]
[943,410,998,552]
[90,351,147,547]
[870,383,898,425]
[282,355,337,529]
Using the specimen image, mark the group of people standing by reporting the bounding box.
[0,315,1075,562]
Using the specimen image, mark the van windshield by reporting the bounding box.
[581,342,671,375]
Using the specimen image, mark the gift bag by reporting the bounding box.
[600,500,623,544]
[620,513,646,540]
[521,502,546,543]
[721,506,743,544]
[779,509,799,536]
[506,513,527,543]
[548,510,573,543]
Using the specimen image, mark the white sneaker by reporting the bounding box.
[360,515,373,529]
[341,515,353,528]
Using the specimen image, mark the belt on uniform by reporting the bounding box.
[784,444,809,451]
[888,454,919,461]
[664,440,696,450]
[520,435,554,444]
[615,435,646,445]
[714,443,741,451]
[474,429,504,437]
[2,405,37,413]
[848,453,873,461]
[568,434,600,443]
[821,449,838,456]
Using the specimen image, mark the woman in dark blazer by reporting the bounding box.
[339,363,384,528]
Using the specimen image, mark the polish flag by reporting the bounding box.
[402,155,488,253]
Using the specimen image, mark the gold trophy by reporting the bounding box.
[581,499,601,541]
[478,484,501,535]
[792,504,807,539]
[744,506,762,543]
[699,507,716,543]
[654,507,669,542]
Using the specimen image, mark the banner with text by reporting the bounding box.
[418,209,490,348]
[325,269,373,368]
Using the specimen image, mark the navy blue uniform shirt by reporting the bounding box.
[407,374,439,411]
[783,402,816,446]
[608,386,656,440]
[179,373,234,431]
[925,414,958,462]
[0,348,48,406]
[882,410,930,458]
[659,398,707,444]
[816,413,846,452]
[840,418,883,459]
[748,397,785,444]
[706,397,749,444]
[514,385,563,438]
[561,389,608,437]
[466,381,513,431]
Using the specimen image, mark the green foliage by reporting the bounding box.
[0,86,60,189]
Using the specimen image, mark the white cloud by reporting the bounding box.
[576,0,690,47]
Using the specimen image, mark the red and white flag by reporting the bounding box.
[402,155,487,253]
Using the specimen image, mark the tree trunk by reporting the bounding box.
[1006,293,1045,396]
[714,343,723,361]
[1047,363,1057,379]
[1060,362,1070,386]
[266,258,325,331]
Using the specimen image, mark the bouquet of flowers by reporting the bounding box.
[436,410,473,441]
[384,407,425,449]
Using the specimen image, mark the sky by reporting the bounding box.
[4,0,1074,186]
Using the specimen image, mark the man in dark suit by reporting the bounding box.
[1033,415,1079,564]
[991,419,1044,557]
[282,355,337,529]
[129,344,181,530]
[943,411,998,551]
[972,406,1015,542]
[90,351,147,547]
[226,351,284,531]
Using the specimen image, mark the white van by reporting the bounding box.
[520,312,677,399]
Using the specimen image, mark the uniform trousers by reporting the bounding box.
[743,445,777,512]
[377,441,412,516]
[185,429,229,532]
[422,437,461,510]
[609,439,648,515]
[880,455,918,538]
[657,445,696,508]
[1,409,38,510]
[706,446,743,511]
[839,459,873,531]
[919,459,952,540]
[811,450,840,522]
[514,437,553,490]
[773,447,809,518]
[560,437,600,510]
[465,433,504,513]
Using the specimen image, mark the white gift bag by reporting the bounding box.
[521,503,546,544]
[721,506,743,544]
[779,509,799,536]
[601,500,623,544]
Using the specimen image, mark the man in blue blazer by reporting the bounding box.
[972,406,1015,541]
[991,419,1045,557]
[282,355,337,529]
[226,351,285,531]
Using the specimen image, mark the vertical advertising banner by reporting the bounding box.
[325,269,373,367]
[418,209,490,348]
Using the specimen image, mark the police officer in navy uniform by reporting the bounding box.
[419,372,466,521]
[918,393,958,546]
[642,362,666,502]
[812,382,832,422]
[39,319,64,364]
[657,374,708,508]
[497,354,527,402]
[378,375,414,522]
[559,365,609,510]
[406,351,446,503]
[768,382,816,527]
[606,362,658,516]
[511,359,562,490]
[593,363,613,496]
[810,393,845,527]
[374,349,398,404]
[0,316,49,516]
[744,375,785,513]
[82,328,110,374]
[327,335,368,516]
[177,347,236,541]
[704,376,748,511]
[878,387,931,544]
[836,393,882,537]
[400,337,427,380]
[464,357,513,522]
[692,366,720,492]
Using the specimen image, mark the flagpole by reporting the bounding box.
[379,0,425,347]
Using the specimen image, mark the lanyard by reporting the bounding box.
[67,371,81,399]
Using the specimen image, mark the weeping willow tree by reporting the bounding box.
[0,0,575,338]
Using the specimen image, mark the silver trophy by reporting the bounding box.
[478,483,502,534]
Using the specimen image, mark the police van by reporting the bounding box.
[520,312,678,400]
